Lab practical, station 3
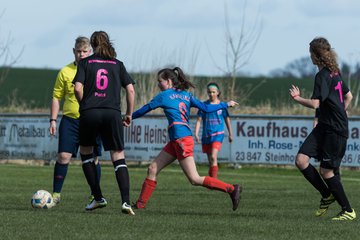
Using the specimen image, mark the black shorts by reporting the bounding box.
[58,115,102,157]
[298,125,346,169]
[79,109,124,151]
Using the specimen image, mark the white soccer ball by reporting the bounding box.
[31,190,53,209]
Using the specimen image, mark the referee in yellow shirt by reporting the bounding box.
[49,36,102,206]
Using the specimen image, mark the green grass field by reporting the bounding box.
[0,164,358,240]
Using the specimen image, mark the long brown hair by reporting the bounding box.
[157,67,195,90]
[309,37,339,73]
[90,31,116,59]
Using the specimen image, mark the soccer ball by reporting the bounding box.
[31,190,53,209]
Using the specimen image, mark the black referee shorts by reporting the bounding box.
[59,115,102,157]
[79,108,124,151]
[298,125,346,169]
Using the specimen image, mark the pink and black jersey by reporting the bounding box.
[73,54,135,112]
[311,68,349,137]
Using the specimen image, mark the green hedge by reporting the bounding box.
[0,67,315,109]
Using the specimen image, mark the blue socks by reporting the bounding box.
[53,162,68,193]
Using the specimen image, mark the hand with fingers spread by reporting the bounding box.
[289,85,300,100]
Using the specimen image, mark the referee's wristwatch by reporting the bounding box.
[49,119,57,123]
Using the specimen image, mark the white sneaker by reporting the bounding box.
[121,202,135,215]
[85,197,107,211]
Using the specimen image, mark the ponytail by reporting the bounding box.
[157,67,195,90]
[90,31,117,59]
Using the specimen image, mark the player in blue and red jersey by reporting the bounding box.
[73,31,135,215]
[290,37,355,220]
[195,82,233,178]
[132,67,242,211]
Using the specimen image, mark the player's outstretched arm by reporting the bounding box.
[227,100,238,107]
[289,85,319,109]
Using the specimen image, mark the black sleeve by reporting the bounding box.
[72,60,85,85]
[311,71,329,102]
[119,62,135,88]
[341,80,350,95]
[72,59,86,85]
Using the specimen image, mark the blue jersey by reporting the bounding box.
[133,88,228,141]
[197,100,229,144]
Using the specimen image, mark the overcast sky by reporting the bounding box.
[2,0,360,76]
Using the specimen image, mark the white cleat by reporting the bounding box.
[85,197,107,211]
[121,202,135,215]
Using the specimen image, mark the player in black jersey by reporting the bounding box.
[289,37,356,221]
[313,108,340,179]
[73,31,136,215]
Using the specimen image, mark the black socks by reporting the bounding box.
[324,175,352,212]
[301,164,331,198]
[113,159,130,204]
[81,154,102,201]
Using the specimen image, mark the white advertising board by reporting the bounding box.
[0,117,58,160]
[228,118,360,167]
[0,115,359,167]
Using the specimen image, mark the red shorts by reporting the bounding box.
[202,142,222,154]
[163,136,194,160]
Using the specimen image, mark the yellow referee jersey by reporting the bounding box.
[52,62,80,119]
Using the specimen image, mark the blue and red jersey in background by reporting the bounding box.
[133,88,228,141]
